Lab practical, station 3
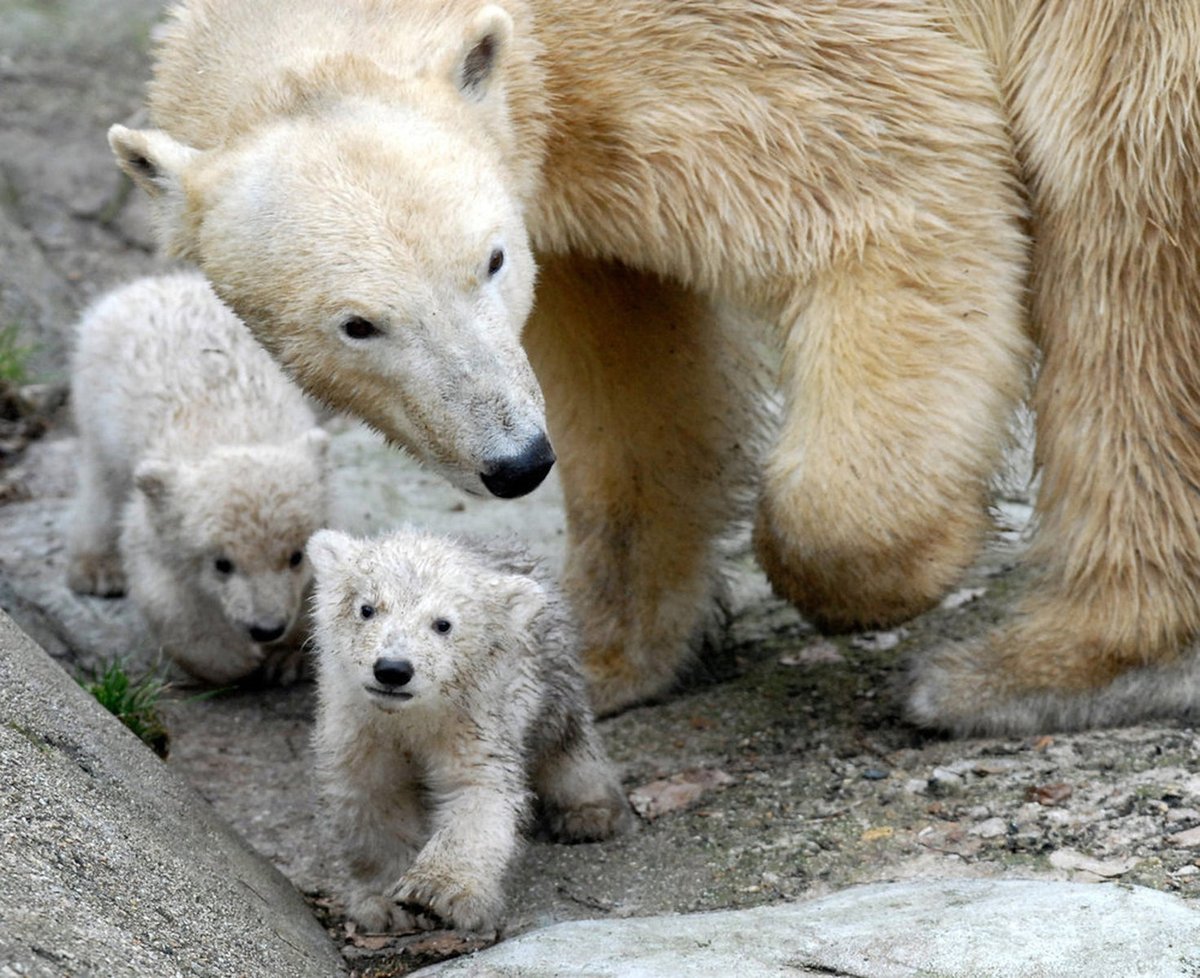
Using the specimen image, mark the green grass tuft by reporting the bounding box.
[0,324,33,386]
[80,659,171,758]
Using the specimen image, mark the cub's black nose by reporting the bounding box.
[249,623,286,643]
[373,657,414,687]
[480,433,555,499]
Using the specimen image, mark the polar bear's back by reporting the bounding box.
[71,271,316,464]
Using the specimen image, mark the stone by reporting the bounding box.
[413,879,1200,978]
[0,610,345,978]
[969,816,1008,839]
[1048,848,1141,880]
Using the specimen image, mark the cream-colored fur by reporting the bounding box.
[308,527,629,933]
[117,2,1200,734]
[904,3,1200,734]
[67,272,330,685]
[112,0,1033,719]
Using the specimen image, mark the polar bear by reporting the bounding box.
[109,1,1200,732]
[67,272,330,685]
[307,527,630,933]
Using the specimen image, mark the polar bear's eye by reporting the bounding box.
[432,618,452,635]
[486,248,505,278]
[341,316,380,340]
[214,557,234,575]
[288,550,304,568]
[359,604,376,620]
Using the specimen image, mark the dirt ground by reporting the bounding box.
[7,409,1200,978]
[3,2,1199,975]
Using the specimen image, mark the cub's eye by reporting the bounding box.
[432,618,452,635]
[288,550,304,568]
[214,557,234,575]
[359,604,376,620]
[486,248,505,278]
[341,316,380,340]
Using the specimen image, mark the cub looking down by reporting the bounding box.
[308,527,630,933]
[66,272,330,684]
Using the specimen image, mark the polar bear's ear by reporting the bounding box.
[306,529,356,581]
[455,5,513,101]
[133,459,177,508]
[107,125,198,199]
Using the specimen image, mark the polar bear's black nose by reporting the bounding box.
[249,622,287,643]
[374,657,414,687]
[480,433,556,499]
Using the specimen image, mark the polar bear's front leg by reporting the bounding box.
[524,256,766,716]
[320,772,426,933]
[531,713,631,842]
[754,222,1031,633]
[908,0,1200,735]
[391,765,526,933]
[65,447,128,597]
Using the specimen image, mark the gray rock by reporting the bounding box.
[0,0,165,385]
[0,211,76,383]
[415,879,1200,978]
[0,609,345,978]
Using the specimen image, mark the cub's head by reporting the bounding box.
[133,431,330,644]
[307,527,544,716]
[110,5,552,498]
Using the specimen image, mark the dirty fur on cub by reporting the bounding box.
[307,526,631,933]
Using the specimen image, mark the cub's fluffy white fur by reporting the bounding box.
[66,272,329,684]
[308,527,630,933]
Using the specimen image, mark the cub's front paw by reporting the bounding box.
[257,641,310,686]
[168,639,266,687]
[546,786,632,843]
[347,892,421,934]
[392,867,503,934]
[66,550,126,598]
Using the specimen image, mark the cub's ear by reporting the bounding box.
[455,5,513,101]
[107,125,198,198]
[133,459,178,508]
[300,427,332,463]
[497,573,546,633]
[306,529,357,582]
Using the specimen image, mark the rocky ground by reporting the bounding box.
[2,2,1199,976]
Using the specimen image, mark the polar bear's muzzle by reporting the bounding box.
[479,431,556,499]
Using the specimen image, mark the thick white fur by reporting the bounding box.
[67,272,330,684]
[308,527,629,933]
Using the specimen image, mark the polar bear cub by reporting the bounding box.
[307,527,631,933]
[66,272,329,684]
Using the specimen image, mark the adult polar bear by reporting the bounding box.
[109,0,1200,733]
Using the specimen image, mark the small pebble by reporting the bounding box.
[970,817,1009,839]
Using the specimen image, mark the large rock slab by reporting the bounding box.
[0,610,344,978]
[415,878,1200,978]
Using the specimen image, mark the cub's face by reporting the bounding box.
[307,529,542,716]
[135,435,329,645]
